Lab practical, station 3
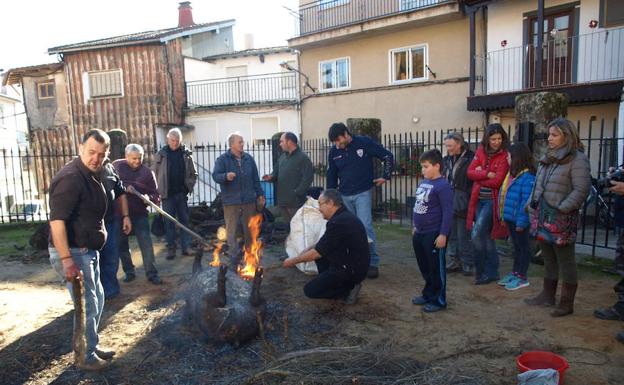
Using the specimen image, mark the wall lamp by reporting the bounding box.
[279,61,317,93]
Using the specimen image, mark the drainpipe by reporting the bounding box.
[535,0,544,88]
[295,49,304,140]
[619,92,624,166]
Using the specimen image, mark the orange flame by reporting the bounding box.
[237,213,263,280]
[210,241,223,267]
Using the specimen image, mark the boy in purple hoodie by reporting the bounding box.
[412,149,453,312]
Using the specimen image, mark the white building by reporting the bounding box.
[182,46,300,146]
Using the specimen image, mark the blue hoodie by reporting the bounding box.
[501,171,536,228]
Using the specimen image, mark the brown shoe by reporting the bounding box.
[76,356,110,370]
[166,247,176,260]
[551,282,577,317]
[525,278,557,306]
[95,347,116,360]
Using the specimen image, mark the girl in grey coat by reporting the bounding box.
[525,118,591,317]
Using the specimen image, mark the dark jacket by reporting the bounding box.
[271,147,314,208]
[443,149,474,218]
[314,206,370,283]
[113,159,160,217]
[212,150,264,206]
[98,159,126,222]
[48,157,108,250]
[466,145,510,239]
[327,135,394,196]
[152,145,198,200]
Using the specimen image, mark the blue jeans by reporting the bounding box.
[99,219,120,298]
[163,192,191,250]
[342,188,379,267]
[448,216,474,267]
[118,215,158,279]
[506,220,531,278]
[49,246,104,363]
[471,200,499,279]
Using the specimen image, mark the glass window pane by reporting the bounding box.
[47,84,55,97]
[411,48,424,79]
[336,59,348,88]
[321,62,333,89]
[393,51,407,81]
[554,15,569,30]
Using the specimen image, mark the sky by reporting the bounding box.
[0,0,300,72]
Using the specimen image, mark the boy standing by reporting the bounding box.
[412,149,453,312]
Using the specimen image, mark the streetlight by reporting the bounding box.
[279,61,316,93]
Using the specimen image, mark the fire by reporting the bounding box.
[210,241,223,267]
[237,213,263,280]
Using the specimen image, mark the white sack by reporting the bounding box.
[285,197,327,275]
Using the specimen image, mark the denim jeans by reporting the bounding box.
[99,219,120,298]
[118,215,158,279]
[505,220,531,278]
[163,192,191,250]
[448,216,474,267]
[342,188,379,267]
[471,200,499,279]
[49,246,104,363]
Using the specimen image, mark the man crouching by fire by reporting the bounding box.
[282,189,369,305]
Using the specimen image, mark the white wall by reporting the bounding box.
[185,51,297,81]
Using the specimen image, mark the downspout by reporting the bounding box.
[295,49,304,140]
[63,57,79,154]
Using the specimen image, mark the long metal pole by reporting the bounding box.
[125,186,209,247]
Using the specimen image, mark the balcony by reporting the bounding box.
[186,72,298,108]
[469,27,624,110]
[291,0,458,47]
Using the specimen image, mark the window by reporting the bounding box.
[390,45,427,83]
[319,0,349,10]
[600,0,624,27]
[319,57,350,91]
[84,69,124,99]
[37,81,55,99]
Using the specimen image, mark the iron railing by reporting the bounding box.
[476,26,624,95]
[297,0,451,36]
[1,118,621,258]
[186,72,298,108]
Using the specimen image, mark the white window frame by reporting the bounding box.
[82,69,124,101]
[318,57,351,92]
[388,44,428,85]
[319,0,350,11]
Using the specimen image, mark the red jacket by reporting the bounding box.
[466,145,510,239]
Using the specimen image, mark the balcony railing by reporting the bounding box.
[475,27,624,95]
[297,0,451,36]
[186,72,298,108]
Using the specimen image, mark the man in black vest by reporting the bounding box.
[282,189,370,304]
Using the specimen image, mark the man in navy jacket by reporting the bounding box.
[213,133,265,261]
[326,123,394,278]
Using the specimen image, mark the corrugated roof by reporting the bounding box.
[48,19,235,54]
[203,46,293,61]
[2,63,64,86]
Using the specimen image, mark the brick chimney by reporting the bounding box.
[178,2,194,28]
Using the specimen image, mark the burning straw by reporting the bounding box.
[240,345,484,385]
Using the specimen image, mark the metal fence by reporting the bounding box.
[186,72,298,108]
[1,118,621,257]
[297,0,450,36]
[476,26,624,95]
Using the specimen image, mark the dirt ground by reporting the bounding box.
[1,223,623,385]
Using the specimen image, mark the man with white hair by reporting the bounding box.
[114,144,162,284]
[153,128,198,260]
[212,133,265,262]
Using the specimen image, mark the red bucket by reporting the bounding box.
[516,351,569,385]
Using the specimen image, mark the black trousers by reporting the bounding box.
[412,232,447,307]
[304,257,356,299]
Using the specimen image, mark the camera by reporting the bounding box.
[594,167,624,191]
